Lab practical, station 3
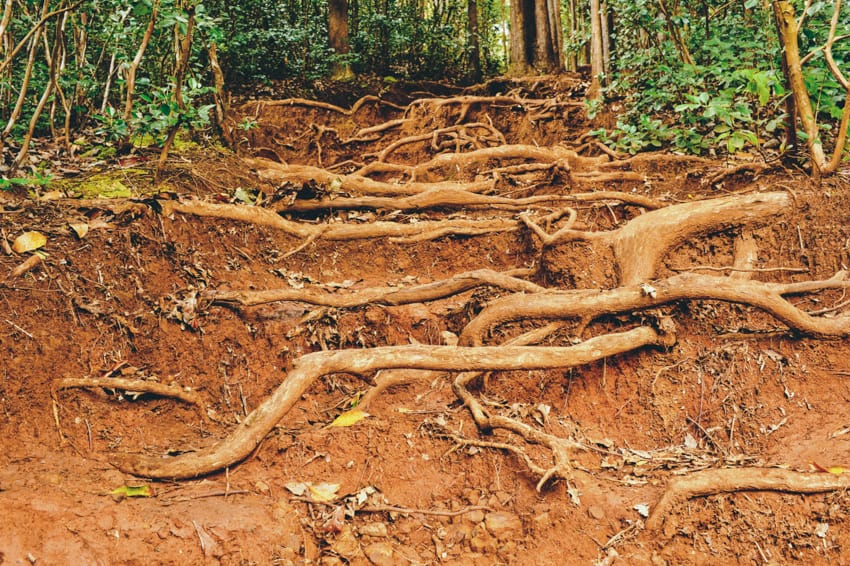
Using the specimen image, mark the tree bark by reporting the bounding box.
[467,0,482,82]
[328,0,353,80]
[588,0,603,99]
[509,0,563,74]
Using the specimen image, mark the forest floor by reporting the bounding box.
[3,75,850,565]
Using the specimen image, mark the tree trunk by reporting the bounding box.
[772,0,828,173]
[467,0,482,82]
[509,0,563,75]
[587,0,603,99]
[329,0,353,80]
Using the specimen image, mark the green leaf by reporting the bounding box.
[110,485,152,498]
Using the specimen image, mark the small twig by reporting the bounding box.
[5,319,34,339]
[359,504,493,517]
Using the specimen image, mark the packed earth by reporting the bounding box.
[3,76,850,565]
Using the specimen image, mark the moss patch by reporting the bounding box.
[57,169,160,199]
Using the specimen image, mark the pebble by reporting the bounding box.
[588,505,606,520]
[484,511,522,540]
[358,522,388,538]
[331,525,363,560]
[363,541,394,566]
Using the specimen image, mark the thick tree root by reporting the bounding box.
[460,271,850,345]
[113,326,671,479]
[520,191,790,285]
[646,467,850,534]
[207,268,543,308]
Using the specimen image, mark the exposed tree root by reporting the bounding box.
[53,377,203,406]
[367,122,506,162]
[207,268,543,308]
[248,95,405,117]
[248,158,496,197]
[277,187,663,214]
[460,271,850,345]
[158,198,518,245]
[645,467,850,534]
[113,326,670,478]
[404,95,583,124]
[354,144,606,181]
[520,192,790,285]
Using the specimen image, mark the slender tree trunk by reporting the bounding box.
[157,3,195,183]
[565,0,578,71]
[588,0,603,99]
[467,0,482,82]
[600,0,610,75]
[773,0,828,173]
[124,0,159,121]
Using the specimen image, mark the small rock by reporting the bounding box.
[588,505,605,520]
[331,525,363,560]
[359,522,388,538]
[469,524,497,553]
[532,511,551,529]
[484,511,522,541]
[463,509,486,524]
[363,541,394,566]
[444,523,471,546]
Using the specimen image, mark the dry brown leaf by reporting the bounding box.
[69,223,90,239]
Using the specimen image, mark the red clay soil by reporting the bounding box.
[3,75,850,565]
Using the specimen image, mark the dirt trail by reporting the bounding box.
[3,75,850,564]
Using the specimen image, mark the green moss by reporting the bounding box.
[56,169,160,198]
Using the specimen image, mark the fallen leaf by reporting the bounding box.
[69,223,89,239]
[327,408,370,428]
[812,461,846,474]
[110,485,153,497]
[633,503,650,518]
[39,190,64,201]
[308,482,340,502]
[284,481,309,496]
[12,231,47,253]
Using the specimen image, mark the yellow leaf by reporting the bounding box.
[12,231,47,254]
[827,466,846,475]
[69,223,89,239]
[308,482,340,502]
[327,409,370,428]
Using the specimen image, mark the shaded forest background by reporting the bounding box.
[0,0,848,183]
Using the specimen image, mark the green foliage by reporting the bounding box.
[0,172,52,191]
[595,0,850,157]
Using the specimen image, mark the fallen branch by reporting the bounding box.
[646,467,850,533]
[113,326,670,478]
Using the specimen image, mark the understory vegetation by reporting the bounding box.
[0,1,848,181]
